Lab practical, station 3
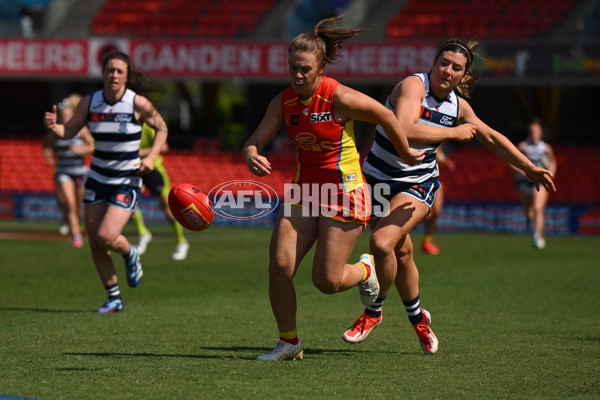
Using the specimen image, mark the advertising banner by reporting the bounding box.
[1,38,599,84]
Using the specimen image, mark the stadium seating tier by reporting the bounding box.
[386,0,578,40]
[1,138,597,204]
[91,0,275,37]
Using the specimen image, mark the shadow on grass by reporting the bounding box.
[55,367,102,372]
[0,307,89,313]
[63,346,366,361]
[64,350,272,361]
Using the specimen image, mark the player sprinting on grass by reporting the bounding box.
[243,16,425,361]
[513,118,557,249]
[342,38,556,354]
[132,123,189,260]
[43,51,169,313]
[42,93,94,249]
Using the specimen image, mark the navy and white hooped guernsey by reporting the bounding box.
[53,134,88,177]
[362,72,459,185]
[86,88,142,190]
[521,139,547,168]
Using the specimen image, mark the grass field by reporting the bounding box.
[1,221,599,399]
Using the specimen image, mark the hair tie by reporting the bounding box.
[437,42,472,66]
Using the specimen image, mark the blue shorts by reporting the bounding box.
[515,174,534,195]
[366,174,440,218]
[83,184,140,211]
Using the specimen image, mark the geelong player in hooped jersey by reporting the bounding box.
[243,16,425,361]
[43,93,94,248]
[342,38,556,355]
[44,51,169,314]
[514,118,557,249]
[363,72,461,215]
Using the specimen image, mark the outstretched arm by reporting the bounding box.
[460,99,556,192]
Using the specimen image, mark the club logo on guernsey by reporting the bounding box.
[295,132,316,144]
[294,132,334,152]
[310,112,332,123]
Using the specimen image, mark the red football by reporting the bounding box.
[168,183,214,231]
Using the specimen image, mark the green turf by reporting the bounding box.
[1,223,599,399]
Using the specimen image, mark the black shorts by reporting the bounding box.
[142,169,165,196]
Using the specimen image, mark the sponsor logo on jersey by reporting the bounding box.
[439,115,454,126]
[114,113,132,122]
[310,112,332,123]
[420,107,456,126]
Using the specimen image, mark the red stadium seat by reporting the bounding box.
[90,0,275,38]
[385,0,577,40]
[1,138,596,205]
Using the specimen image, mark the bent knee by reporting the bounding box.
[312,276,342,294]
[371,231,405,255]
[268,261,295,281]
[93,232,118,249]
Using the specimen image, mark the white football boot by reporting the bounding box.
[257,340,304,361]
[137,232,152,255]
[172,240,189,260]
[357,254,379,306]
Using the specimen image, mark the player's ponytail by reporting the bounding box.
[289,15,362,69]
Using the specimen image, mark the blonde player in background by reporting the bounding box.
[43,93,94,248]
[132,123,189,260]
